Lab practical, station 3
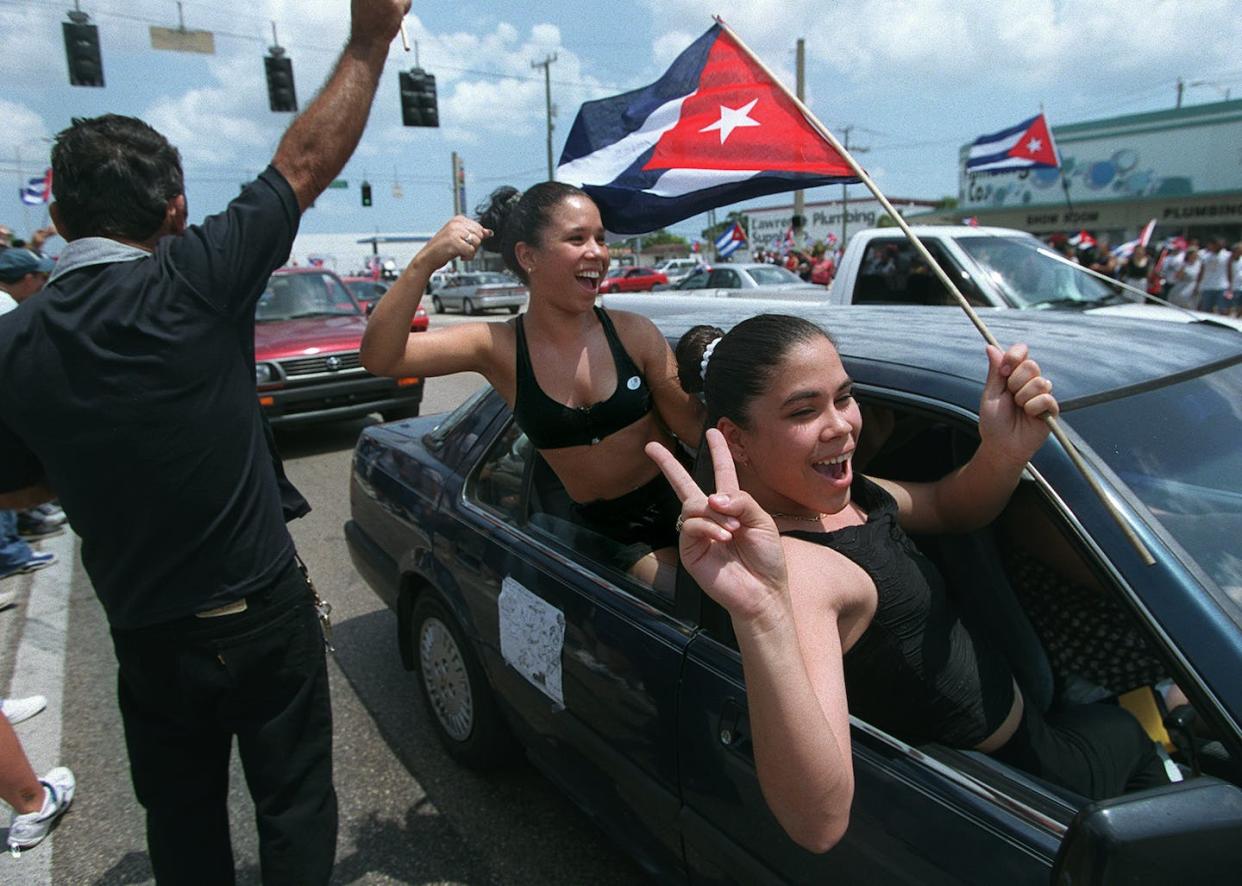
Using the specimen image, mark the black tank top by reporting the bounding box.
[513,307,652,449]
[784,476,1015,748]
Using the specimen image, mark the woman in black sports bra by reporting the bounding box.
[644,314,1167,852]
[361,182,703,585]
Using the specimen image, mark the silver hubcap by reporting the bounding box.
[419,616,474,742]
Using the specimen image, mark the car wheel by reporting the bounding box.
[432,295,444,313]
[507,305,519,314]
[412,595,515,769]
[463,297,476,315]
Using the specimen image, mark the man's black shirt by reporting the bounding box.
[0,167,306,629]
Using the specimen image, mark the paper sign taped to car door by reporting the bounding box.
[499,576,565,708]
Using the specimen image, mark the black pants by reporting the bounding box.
[111,559,337,885]
[993,698,1169,800]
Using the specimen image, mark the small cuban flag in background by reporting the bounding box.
[714,221,748,257]
[555,23,860,234]
[19,168,53,205]
[965,114,1061,175]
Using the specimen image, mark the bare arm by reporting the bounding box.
[647,431,853,852]
[271,0,410,211]
[360,216,495,378]
[875,343,1058,535]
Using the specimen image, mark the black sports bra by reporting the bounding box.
[784,476,1015,748]
[513,307,652,449]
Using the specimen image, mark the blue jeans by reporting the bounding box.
[0,510,34,571]
[1199,288,1227,312]
[110,558,337,885]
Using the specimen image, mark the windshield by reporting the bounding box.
[748,265,804,286]
[477,272,511,284]
[957,236,1122,309]
[1068,361,1242,620]
[256,273,360,321]
[605,268,626,279]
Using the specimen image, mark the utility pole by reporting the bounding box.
[532,53,558,180]
[1176,77,1184,109]
[838,126,868,247]
[792,38,806,235]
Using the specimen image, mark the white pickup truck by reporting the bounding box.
[603,225,1241,329]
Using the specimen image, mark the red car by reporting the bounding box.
[597,266,668,294]
[342,276,429,331]
[254,268,424,425]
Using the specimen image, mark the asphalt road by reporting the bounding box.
[0,310,647,885]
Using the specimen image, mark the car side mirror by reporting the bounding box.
[1052,777,1242,884]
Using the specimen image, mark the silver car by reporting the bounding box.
[430,272,528,315]
[672,262,822,292]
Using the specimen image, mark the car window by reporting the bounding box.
[1066,360,1242,623]
[747,265,804,286]
[854,240,981,307]
[605,268,626,279]
[694,391,1218,812]
[708,268,741,288]
[256,272,359,320]
[678,271,711,289]
[468,419,678,607]
[958,236,1119,308]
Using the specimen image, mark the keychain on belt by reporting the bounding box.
[295,555,335,653]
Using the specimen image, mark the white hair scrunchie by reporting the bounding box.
[699,336,722,383]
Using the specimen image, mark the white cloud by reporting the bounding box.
[0,101,52,159]
[641,0,1241,95]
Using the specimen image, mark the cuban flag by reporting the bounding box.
[714,221,748,257]
[556,24,859,234]
[19,168,52,205]
[965,113,1060,175]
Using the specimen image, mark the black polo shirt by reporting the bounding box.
[0,166,306,629]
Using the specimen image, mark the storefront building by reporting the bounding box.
[956,99,1242,246]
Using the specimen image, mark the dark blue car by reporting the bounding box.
[346,306,1242,884]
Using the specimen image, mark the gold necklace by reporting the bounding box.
[769,511,826,522]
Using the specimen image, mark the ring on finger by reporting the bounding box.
[674,514,685,533]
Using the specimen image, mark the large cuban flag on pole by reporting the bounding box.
[19,168,53,205]
[965,113,1061,175]
[555,24,859,234]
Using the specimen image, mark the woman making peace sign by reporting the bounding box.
[647,314,1168,851]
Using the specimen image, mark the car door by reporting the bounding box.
[707,268,742,293]
[460,417,693,879]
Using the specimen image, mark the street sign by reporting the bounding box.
[326,180,349,189]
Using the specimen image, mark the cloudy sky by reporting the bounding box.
[2,0,1239,254]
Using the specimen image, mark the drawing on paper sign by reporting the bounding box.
[499,576,565,707]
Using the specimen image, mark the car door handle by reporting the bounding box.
[718,698,751,753]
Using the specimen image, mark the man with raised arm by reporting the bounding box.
[0,2,410,881]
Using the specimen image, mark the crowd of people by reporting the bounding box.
[1045,231,1241,315]
[0,0,1209,876]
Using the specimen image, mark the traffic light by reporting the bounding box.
[264,51,297,113]
[62,17,104,88]
[399,68,439,127]
[361,181,372,207]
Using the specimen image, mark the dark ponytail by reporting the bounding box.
[474,181,591,284]
[675,314,834,427]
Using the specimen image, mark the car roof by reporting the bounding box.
[656,305,1242,408]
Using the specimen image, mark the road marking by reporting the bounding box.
[3,530,76,882]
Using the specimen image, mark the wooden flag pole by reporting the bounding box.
[714,17,1154,565]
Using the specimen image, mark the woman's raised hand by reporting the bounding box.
[645,429,789,625]
[415,215,493,272]
[979,343,1060,466]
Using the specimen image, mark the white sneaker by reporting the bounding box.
[2,695,47,725]
[7,767,75,855]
